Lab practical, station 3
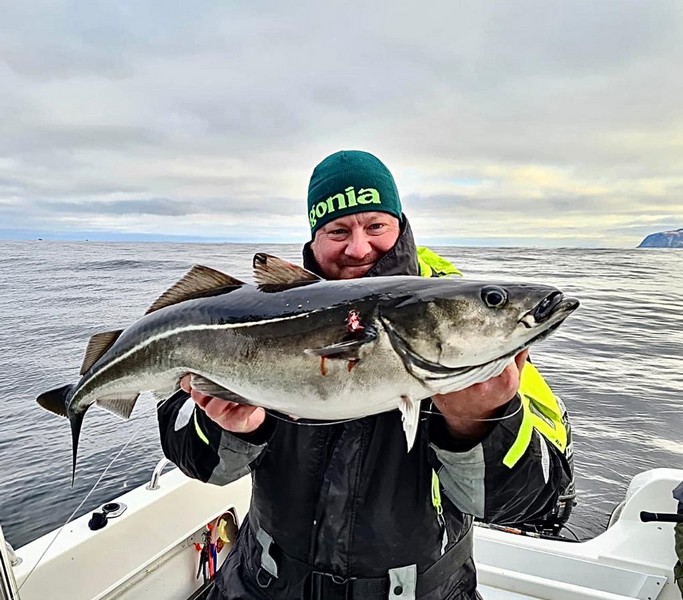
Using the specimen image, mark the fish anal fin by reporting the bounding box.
[95,393,139,419]
[190,375,250,404]
[36,384,73,418]
[80,330,124,375]
[146,265,245,314]
[399,395,420,452]
[253,253,320,291]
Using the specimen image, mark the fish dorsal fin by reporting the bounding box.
[146,265,245,314]
[80,330,124,375]
[252,253,320,291]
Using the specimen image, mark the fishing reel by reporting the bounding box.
[494,479,577,541]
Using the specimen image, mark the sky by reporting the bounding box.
[0,0,682,247]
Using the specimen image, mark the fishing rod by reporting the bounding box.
[474,521,580,542]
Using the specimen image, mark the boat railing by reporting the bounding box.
[146,457,173,491]
[0,524,19,600]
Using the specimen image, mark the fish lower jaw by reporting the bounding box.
[423,355,515,395]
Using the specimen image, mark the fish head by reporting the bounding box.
[379,278,579,376]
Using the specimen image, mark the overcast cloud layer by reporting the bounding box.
[1,0,682,246]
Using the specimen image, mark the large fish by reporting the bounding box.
[37,254,579,479]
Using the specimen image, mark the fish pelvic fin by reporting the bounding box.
[399,395,421,452]
[95,393,139,419]
[252,253,320,291]
[70,410,85,486]
[80,329,123,375]
[36,384,74,418]
[146,265,244,314]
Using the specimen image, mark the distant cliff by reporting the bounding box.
[638,228,683,248]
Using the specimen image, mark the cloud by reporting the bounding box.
[0,0,682,246]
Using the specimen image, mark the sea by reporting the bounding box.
[1,241,682,550]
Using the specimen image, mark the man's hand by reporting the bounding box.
[180,374,266,433]
[432,349,529,440]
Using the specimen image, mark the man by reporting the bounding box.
[158,150,574,600]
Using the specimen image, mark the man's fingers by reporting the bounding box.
[178,373,263,433]
[203,400,265,433]
[515,349,530,372]
[179,374,192,393]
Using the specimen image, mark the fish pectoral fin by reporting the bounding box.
[36,384,74,418]
[190,375,250,403]
[304,328,378,359]
[80,329,124,375]
[399,395,421,452]
[252,253,321,291]
[146,265,245,314]
[95,394,139,419]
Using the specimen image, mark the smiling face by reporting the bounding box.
[310,211,401,280]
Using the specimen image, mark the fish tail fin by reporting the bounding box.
[36,384,74,418]
[69,411,85,486]
[36,384,83,484]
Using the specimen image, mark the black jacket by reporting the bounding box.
[158,217,573,599]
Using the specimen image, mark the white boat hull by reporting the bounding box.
[6,468,681,600]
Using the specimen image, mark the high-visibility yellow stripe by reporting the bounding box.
[417,246,463,278]
[503,394,535,467]
[431,469,443,513]
[193,409,210,445]
[503,363,567,467]
[519,363,567,451]
[419,259,433,278]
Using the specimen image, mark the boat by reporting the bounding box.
[1,462,681,600]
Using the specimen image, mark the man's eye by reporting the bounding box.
[368,223,385,230]
[330,229,348,236]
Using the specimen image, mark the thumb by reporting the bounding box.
[515,349,530,372]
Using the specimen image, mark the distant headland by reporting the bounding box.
[638,228,683,248]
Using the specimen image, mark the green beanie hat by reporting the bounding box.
[307,150,402,236]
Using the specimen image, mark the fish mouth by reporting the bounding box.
[520,293,579,329]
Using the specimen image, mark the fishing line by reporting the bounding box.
[268,404,523,426]
[560,524,581,542]
[420,402,523,422]
[18,407,155,590]
[264,409,359,427]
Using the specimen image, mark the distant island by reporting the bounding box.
[638,228,683,248]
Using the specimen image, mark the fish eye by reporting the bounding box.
[481,286,508,309]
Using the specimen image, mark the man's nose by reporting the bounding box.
[345,233,372,259]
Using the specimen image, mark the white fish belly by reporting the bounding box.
[201,329,431,420]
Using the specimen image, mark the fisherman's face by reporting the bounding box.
[311,211,401,280]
